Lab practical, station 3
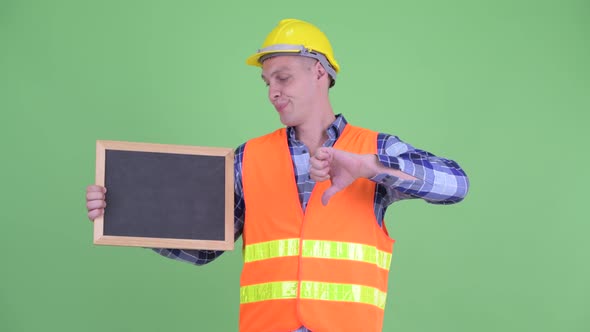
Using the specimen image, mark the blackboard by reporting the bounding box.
[93,140,234,250]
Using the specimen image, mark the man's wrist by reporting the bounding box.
[364,153,418,181]
[360,154,381,179]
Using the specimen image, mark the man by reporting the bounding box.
[86,18,469,332]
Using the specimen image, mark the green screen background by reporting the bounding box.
[1,0,588,331]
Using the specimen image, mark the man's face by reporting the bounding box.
[261,55,320,127]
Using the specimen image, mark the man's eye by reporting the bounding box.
[277,76,289,82]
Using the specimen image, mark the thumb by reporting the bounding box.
[321,184,340,206]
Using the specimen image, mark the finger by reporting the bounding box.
[314,147,332,161]
[311,173,330,182]
[309,157,329,170]
[88,209,104,221]
[86,200,106,211]
[86,191,105,201]
[321,185,340,206]
[310,167,330,179]
[87,185,107,193]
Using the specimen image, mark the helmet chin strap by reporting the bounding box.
[258,44,337,83]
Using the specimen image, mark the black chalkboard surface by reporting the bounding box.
[93,140,234,250]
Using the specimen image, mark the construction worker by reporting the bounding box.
[86,18,469,332]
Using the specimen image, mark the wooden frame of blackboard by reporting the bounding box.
[94,140,234,250]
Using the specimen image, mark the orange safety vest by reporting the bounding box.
[240,124,395,332]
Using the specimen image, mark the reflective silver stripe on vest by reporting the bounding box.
[240,281,387,309]
[243,239,391,270]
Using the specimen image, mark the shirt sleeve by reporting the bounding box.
[371,133,469,205]
[151,144,246,265]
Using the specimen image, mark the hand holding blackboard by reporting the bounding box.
[89,140,234,251]
[86,185,107,221]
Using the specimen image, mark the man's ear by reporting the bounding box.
[315,60,327,80]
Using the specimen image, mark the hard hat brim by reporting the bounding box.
[246,49,302,67]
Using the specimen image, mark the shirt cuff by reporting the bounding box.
[375,154,401,171]
[370,173,420,188]
[369,154,424,192]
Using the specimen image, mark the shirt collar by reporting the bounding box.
[286,114,348,142]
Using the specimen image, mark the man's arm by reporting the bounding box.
[310,134,469,206]
[151,188,245,265]
[371,133,469,205]
[152,144,246,265]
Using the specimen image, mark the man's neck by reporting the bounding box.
[295,110,336,155]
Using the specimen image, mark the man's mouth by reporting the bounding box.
[273,101,288,112]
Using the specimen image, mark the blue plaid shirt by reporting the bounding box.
[154,114,469,332]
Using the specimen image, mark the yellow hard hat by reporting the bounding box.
[246,19,340,85]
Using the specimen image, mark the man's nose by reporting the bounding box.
[268,83,281,100]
